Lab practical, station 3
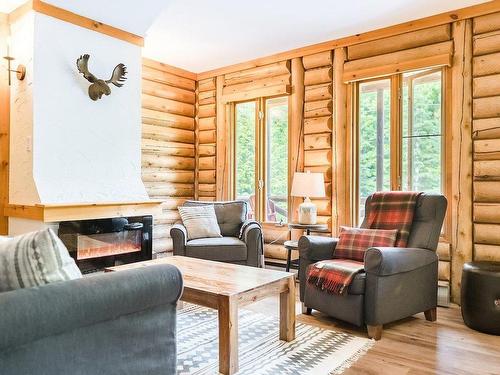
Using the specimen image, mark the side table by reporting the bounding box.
[285,223,328,275]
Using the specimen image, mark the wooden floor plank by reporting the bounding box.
[245,283,500,375]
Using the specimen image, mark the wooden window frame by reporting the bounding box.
[351,66,451,240]
[230,95,290,224]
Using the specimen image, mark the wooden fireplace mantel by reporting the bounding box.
[4,200,163,222]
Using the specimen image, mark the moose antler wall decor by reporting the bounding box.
[76,54,127,101]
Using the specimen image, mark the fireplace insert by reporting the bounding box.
[58,215,152,274]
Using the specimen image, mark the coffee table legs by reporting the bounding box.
[217,277,295,374]
[279,277,296,341]
[218,296,238,375]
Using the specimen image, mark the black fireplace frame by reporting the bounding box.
[58,215,153,273]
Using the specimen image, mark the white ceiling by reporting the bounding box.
[142,0,489,73]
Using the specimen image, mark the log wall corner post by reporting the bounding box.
[450,18,473,303]
[194,80,200,200]
[216,75,227,201]
[333,47,348,236]
[0,12,10,235]
[289,57,305,230]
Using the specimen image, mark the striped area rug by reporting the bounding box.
[177,304,374,375]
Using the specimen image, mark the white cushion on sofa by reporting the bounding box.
[178,205,222,240]
[0,228,82,292]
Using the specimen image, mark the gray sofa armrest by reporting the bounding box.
[364,247,438,276]
[170,222,188,255]
[0,264,183,352]
[241,220,263,267]
[298,235,338,261]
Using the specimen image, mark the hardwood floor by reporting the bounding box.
[246,285,500,375]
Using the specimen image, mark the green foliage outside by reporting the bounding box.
[359,74,442,202]
[235,100,288,222]
[235,102,256,198]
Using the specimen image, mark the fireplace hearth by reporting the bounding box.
[58,216,152,274]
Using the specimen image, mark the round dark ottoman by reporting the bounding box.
[461,261,500,335]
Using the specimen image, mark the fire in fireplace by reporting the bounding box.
[58,216,152,273]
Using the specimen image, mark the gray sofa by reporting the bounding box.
[0,264,183,375]
[171,200,263,267]
[299,193,447,340]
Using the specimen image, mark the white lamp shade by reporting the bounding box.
[291,172,326,198]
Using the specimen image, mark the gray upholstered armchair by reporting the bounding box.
[299,193,447,340]
[171,200,263,267]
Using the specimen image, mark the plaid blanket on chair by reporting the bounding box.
[307,259,364,295]
[306,191,421,296]
[364,191,422,247]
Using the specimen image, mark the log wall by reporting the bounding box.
[472,13,500,263]
[188,9,500,303]
[141,58,196,257]
[196,77,217,201]
[302,51,334,233]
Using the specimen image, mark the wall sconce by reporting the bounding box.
[3,37,26,86]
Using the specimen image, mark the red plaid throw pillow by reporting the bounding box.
[334,226,399,262]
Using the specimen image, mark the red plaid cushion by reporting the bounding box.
[334,226,398,262]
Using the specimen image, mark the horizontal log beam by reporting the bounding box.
[222,74,290,95]
[302,51,333,70]
[305,83,333,102]
[348,24,451,60]
[142,124,194,144]
[474,203,500,223]
[224,61,291,86]
[198,104,216,118]
[142,66,195,91]
[198,116,216,131]
[473,96,500,118]
[221,84,291,104]
[141,139,195,157]
[142,153,194,170]
[142,170,194,183]
[473,118,500,139]
[198,144,216,156]
[142,108,194,130]
[473,30,500,56]
[198,130,216,144]
[304,67,333,86]
[473,52,500,77]
[304,116,333,134]
[198,78,216,92]
[304,133,332,150]
[304,99,333,118]
[304,149,332,167]
[474,180,500,202]
[142,79,195,104]
[474,243,500,261]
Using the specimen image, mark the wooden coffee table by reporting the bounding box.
[105,256,296,375]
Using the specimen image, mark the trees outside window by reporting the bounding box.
[356,68,445,225]
[234,97,288,223]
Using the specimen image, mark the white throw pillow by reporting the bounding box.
[0,228,82,292]
[178,205,222,240]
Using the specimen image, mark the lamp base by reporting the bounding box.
[298,197,317,224]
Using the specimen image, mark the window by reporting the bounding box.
[234,97,289,223]
[355,68,446,226]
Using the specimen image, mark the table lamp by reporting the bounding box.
[291,171,326,224]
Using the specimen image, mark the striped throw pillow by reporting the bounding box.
[334,226,398,262]
[178,205,222,241]
[0,228,82,292]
